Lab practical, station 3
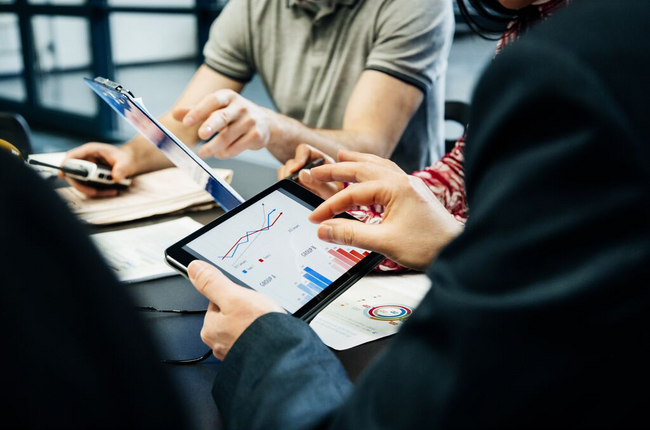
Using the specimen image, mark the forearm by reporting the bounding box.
[268,113,394,163]
[214,313,352,430]
[125,65,244,175]
[122,110,204,174]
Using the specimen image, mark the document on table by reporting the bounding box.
[91,217,203,283]
[57,167,233,225]
[310,273,431,350]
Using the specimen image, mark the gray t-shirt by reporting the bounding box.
[204,0,454,171]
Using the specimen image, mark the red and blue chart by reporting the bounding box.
[365,305,412,322]
[184,189,373,313]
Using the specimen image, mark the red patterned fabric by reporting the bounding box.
[356,0,568,273]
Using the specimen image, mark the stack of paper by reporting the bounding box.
[57,167,232,225]
[91,217,203,283]
[311,273,432,350]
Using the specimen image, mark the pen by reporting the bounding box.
[27,159,89,177]
[286,157,325,182]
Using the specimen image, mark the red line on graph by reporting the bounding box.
[350,249,365,260]
[221,212,283,260]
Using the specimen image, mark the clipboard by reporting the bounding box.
[84,77,245,212]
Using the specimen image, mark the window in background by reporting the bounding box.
[0,13,25,102]
[31,15,97,116]
[108,0,195,6]
[28,0,85,4]
[110,12,197,139]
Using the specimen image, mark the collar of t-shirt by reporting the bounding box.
[287,0,358,20]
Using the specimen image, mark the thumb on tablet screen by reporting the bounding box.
[188,260,237,306]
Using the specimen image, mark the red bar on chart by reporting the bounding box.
[349,249,366,260]
[331,259,349,273]
[328,249,354,268]
[363,251,370,256]
[337,248,361,263]
[335,248,359,265]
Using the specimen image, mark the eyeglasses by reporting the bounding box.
[136,306,213,365]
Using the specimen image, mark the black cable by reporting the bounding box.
[135,306,207,315]
[161,349,213,365]
[135,306,211,364]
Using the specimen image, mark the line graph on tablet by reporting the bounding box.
[184,189,375,313]
[218,204,283,262]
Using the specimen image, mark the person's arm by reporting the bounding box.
[61,66,244,197]
[267,70,424,162]
[278,0,454,174]
[63,0,251,197]
[190,8,650,428]
[179,70,423,163]
[124,65,244,174]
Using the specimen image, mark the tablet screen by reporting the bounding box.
[182,189,373,313]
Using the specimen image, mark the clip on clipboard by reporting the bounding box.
[84,77,245,212]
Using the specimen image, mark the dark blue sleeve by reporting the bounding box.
[211,2,650,429]
[212,313,352,430]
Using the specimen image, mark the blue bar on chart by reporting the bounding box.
[305,281,324,294]
[303,272,329,290]
[296,283,315,298]
[304,266,333,286]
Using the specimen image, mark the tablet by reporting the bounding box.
[166,180,384,321]
[84,77,244,211]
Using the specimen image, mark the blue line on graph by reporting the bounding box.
[303,273,328,290]
[304,267,332,286]
[296,283,315,298]
[219,208,276,259]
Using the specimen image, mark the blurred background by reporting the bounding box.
[0,0,495,167]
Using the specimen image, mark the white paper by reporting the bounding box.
[310,273,431,350]
[90,217,203,283]
[57,167,233,225]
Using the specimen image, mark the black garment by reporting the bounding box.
[211,1,650,429]
[0,152,187,429]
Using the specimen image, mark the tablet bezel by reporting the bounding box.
[165,179,384,322]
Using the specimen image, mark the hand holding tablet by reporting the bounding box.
[166,180,383,322]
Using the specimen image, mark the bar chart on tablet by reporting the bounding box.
[185,190,373,313]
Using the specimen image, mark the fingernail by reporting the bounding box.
[202,126,213,137]
[299,169,312,182]
[184,116,195,126]
[188,260,207,280]
[319,225,334,242]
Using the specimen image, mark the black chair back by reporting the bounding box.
[444,101,470,154]
[0,112,33,157]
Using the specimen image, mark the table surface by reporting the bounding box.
[85,157,390,430]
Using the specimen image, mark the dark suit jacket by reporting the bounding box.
[212,1,650,429]
[0,152,188,428]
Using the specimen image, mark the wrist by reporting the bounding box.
[267,110,293,151]
[120,141,143,175]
